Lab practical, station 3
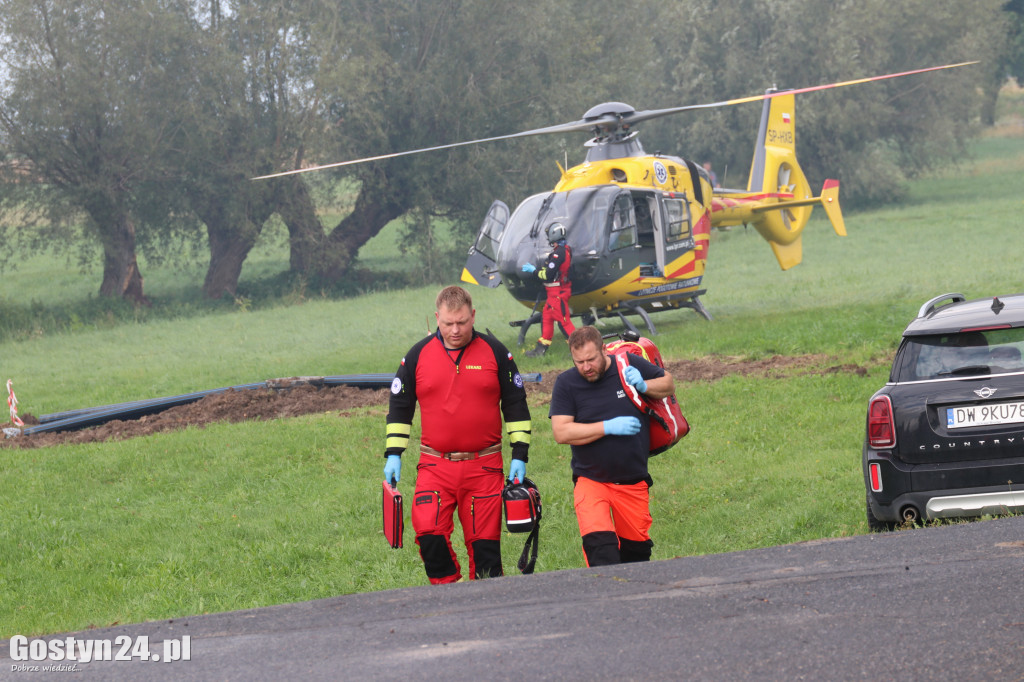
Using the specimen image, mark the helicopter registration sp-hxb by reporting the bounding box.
[253,62,974,341]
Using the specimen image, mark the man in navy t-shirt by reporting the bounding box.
[549,326,675,566]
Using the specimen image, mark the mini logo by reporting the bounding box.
[974,386,997,399]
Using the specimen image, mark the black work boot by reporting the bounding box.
[524,341,548,357]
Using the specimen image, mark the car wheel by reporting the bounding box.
[866,493,896,532]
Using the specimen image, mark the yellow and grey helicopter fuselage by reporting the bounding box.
[461,91,847,337]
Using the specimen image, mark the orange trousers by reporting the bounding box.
[573,476,653,566]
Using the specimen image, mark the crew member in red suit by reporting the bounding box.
[384,285,532,584]
[521,222,575,357]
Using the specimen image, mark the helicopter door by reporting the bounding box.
[462,200,509,288]
[607,193,637,253]
[633,192,664,275]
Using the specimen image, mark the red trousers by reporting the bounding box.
[541,283,575,341]
[411,451,504,584]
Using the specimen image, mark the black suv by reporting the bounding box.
[864,292,1024,531]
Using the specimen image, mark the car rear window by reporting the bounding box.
[900,328,1024,381]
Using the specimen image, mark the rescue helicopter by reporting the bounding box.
[461,89,835,341]
[254,62,974,341]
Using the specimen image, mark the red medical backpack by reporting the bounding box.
[605,331,689,455]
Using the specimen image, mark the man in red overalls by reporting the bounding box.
[384,286,532,584]
[521,222,575,357]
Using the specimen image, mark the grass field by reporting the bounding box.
[1,98,1022,638]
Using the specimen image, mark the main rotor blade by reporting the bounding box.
[623,61,978,125]
[250,118,602,180]
[252,61,977,181]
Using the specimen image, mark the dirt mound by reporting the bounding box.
[2,385,391,450]
[1,354,868,450]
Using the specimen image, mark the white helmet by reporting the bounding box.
[547,222,567,243]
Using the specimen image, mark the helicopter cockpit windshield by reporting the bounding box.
[495,185,623,274]
[464,184,646,300]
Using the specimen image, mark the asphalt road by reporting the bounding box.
[3,516,1023,681]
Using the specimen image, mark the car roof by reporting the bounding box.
[903,293,1024,336]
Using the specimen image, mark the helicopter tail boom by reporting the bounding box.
[710,91,846,270]
[749,178,845,232]
[711,178,844,270]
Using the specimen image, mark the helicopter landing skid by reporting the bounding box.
[512,311,544,347]
[510,290,712,344]
[677,293,713,322]
[617,304,652,336]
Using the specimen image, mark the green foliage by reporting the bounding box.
[647,0,1004,206]
[395,211,469,286]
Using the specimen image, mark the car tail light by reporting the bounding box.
[868,396,896,448]
[869,462,883,492]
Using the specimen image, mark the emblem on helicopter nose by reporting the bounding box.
[654,161,668,185]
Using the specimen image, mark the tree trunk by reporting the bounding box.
[202,219,261,298]
[98,226,149,305]
[191,185,276,299]
[313,182,405,285]
[83,194,150,306]
[275,177,324,274]
[979,75,1001,127]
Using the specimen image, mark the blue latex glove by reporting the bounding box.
[623,365,647,393]
[383,455,401,485]
[508,458,526,483]
[603,416,642,436]
[521,263,537,274]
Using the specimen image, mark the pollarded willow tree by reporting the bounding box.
[0,0,201,303]
[177,0,338,298]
